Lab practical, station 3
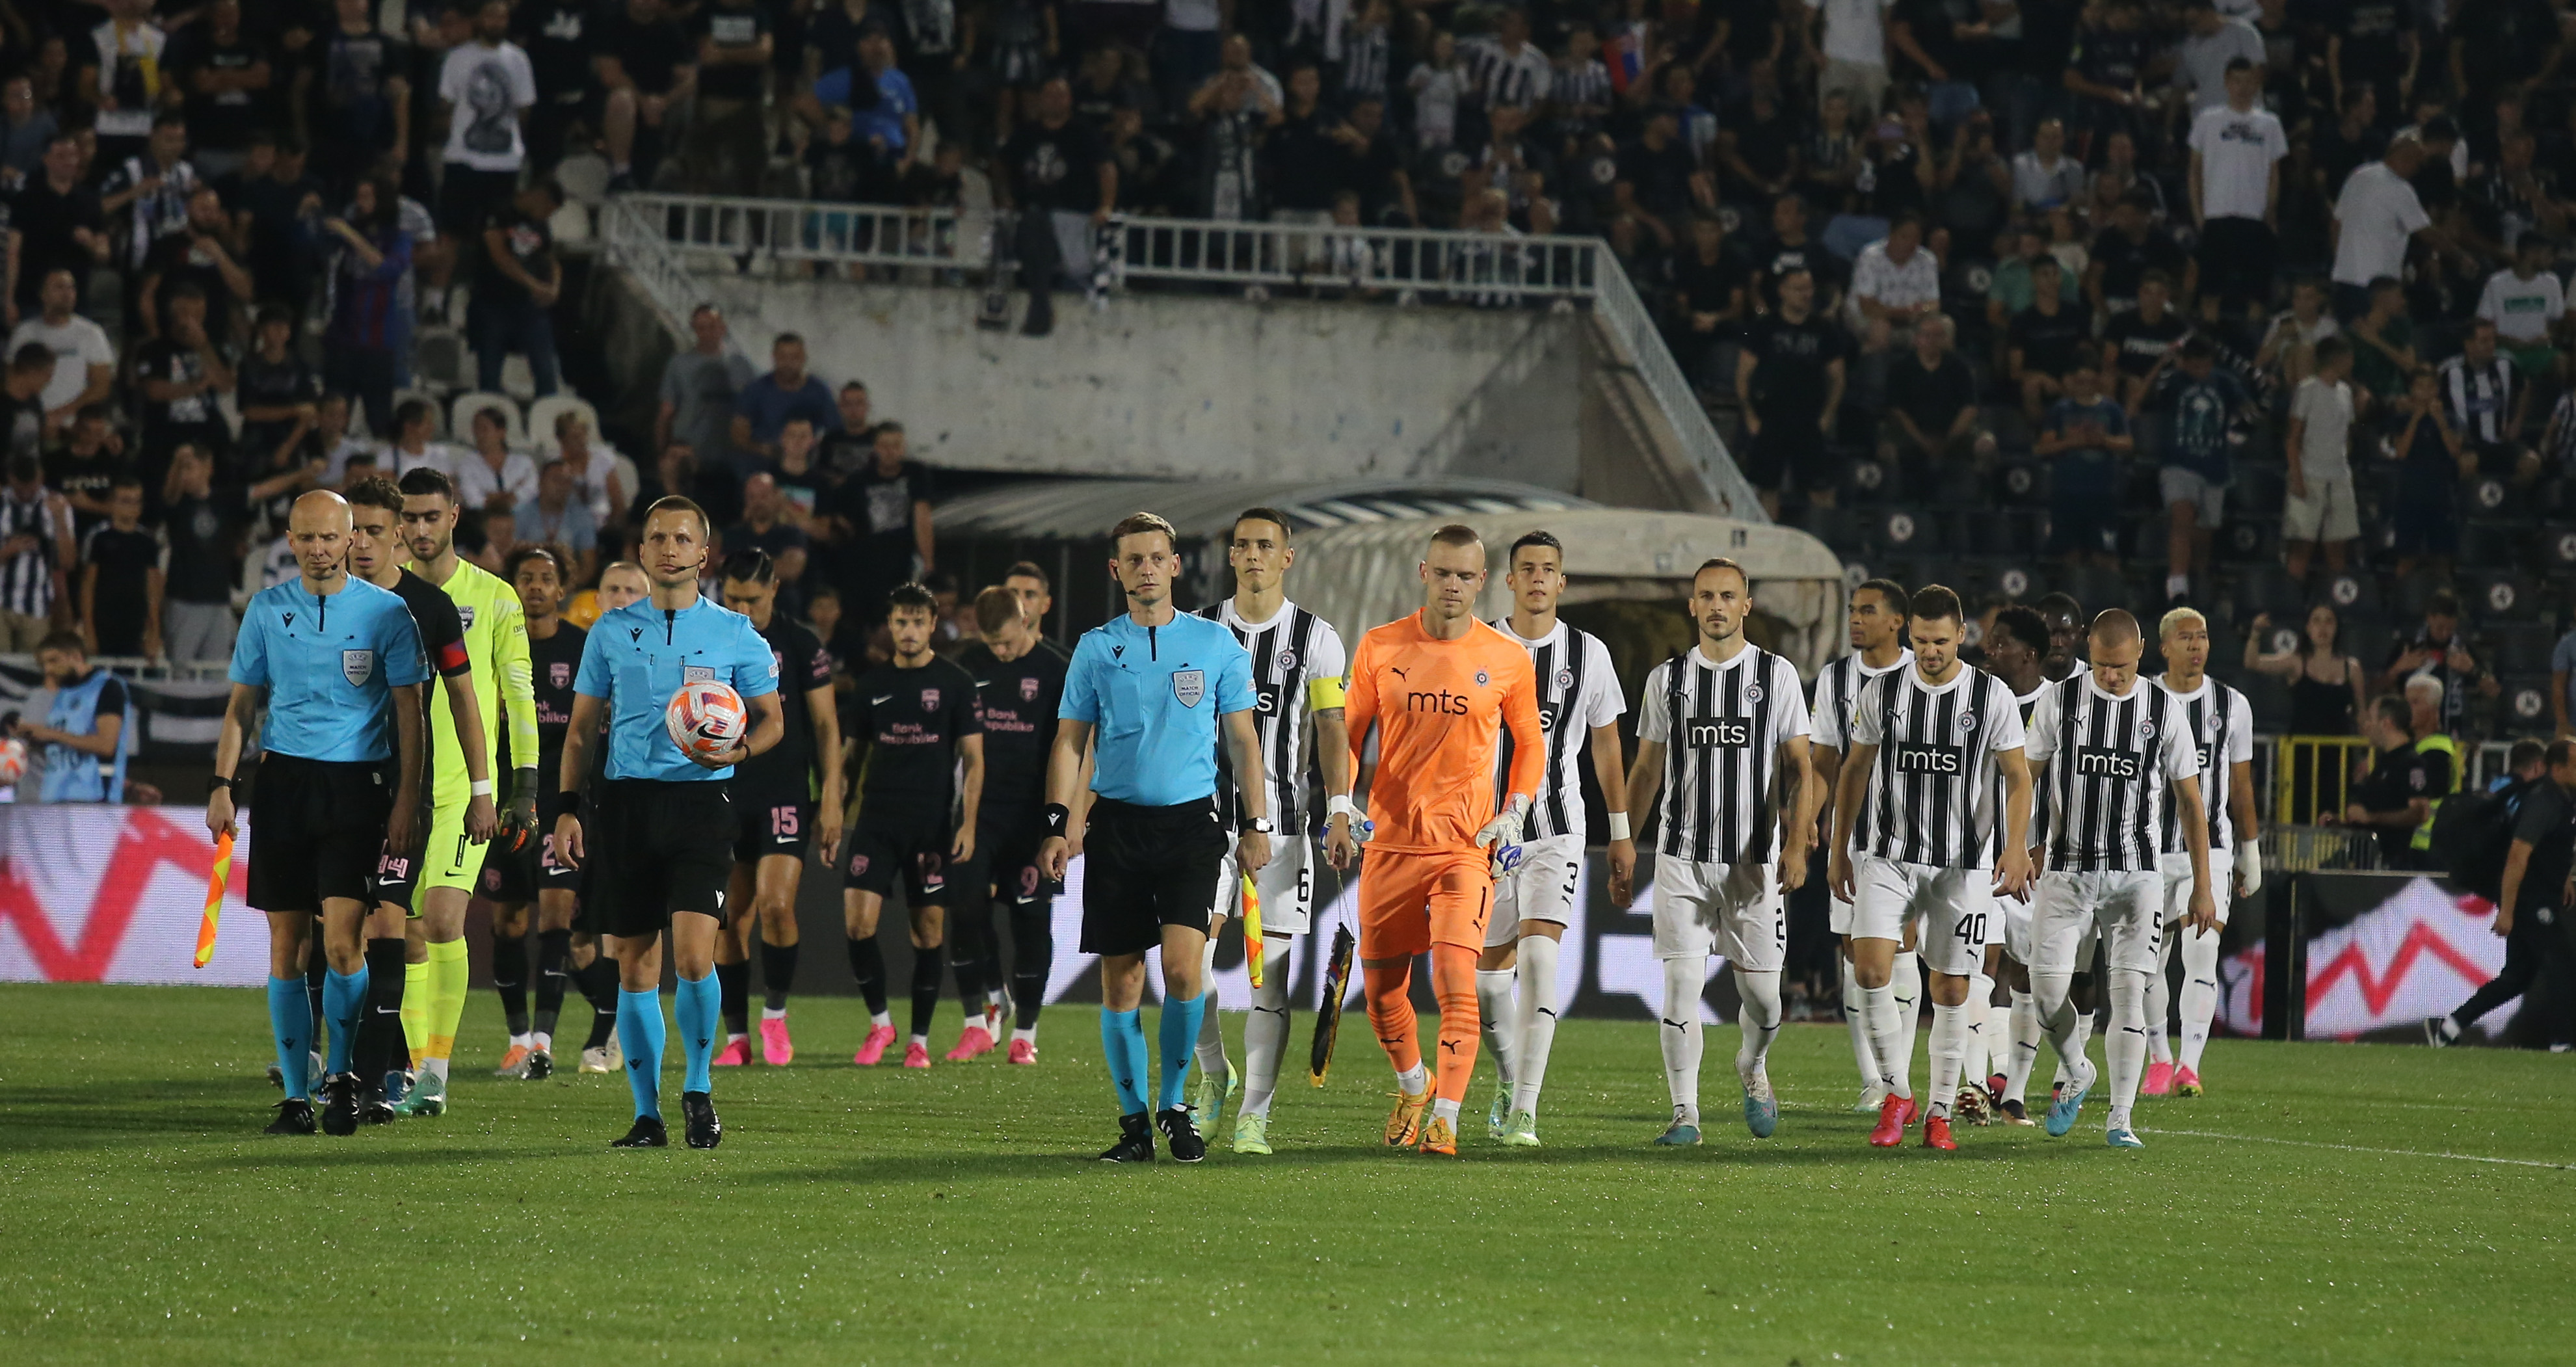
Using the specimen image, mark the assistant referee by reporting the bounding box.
[1038,511,1272,1164]
[210,490,429,1137]
[554,498,785,1150]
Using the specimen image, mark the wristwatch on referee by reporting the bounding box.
[1239,816,1277,836]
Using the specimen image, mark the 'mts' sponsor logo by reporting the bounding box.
[2076,746,2142,780]
[1686,715,1752,749]
[1406,689,1472,715]
[1893,742,1963,774]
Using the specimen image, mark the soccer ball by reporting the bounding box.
[0,737,23,785]
[665,680,748,760]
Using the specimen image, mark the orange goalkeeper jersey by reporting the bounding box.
[1346,611,1545,855]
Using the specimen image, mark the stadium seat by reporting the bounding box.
[2131,511,2169,563]
[390,388,444,438]
[1844,455,1894,505]
[1799,506,1865,556]
[2231,564,2304,624]
[2233,464,2286,519]
[2216,518,2277,564]
[555,153,613,206]
[2463,476,2515,521]
[2391,568,2447,622]
[551,201,594,247]
[412,328,467,392]
[2459,520,2523,570]
[1864,507,1940,556]
[2542,522,2576,573]
[2060,564,2131,617]
[2466,570,2539,623]
[2490,622,2556,675]
[1997,458,2049,507]
[453,392,524,447]
[528,395,602,452]
[2318,570,2383,619]
[2341,619,2396,674]
[2499,676,2555,735]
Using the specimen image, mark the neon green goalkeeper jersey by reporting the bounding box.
[410,557,538,799]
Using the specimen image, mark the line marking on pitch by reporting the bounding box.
[2144,1127,2576,1171]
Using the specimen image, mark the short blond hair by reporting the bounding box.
[2158,605,2207,639]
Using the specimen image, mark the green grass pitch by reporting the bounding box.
[3,983,2571,1365]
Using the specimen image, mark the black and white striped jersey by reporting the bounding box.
[1201,598,1348,832]
[2011,681,2048,847]
[1811,648,1913,849]
[2155,674,2253,855]
[2025,675,2198,873]
[1848,665,2027,869]
[1491,617,1625,842]
[1638,644,1811,865]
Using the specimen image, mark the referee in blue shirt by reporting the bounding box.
[1038,512,1273,1163]
[209,491,429,1137]
[555,497,784,1150]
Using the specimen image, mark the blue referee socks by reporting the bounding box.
[321,966,367,1075]
[1101,1007,1149,1114]
[267,975,311,1100]
[617,988,667,1120]
[675,971,720,1096]
[1158,994,1205,1113]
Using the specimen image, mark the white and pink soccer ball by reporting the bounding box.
[665,681,748,760]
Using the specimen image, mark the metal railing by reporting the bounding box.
[601,192,1763,519]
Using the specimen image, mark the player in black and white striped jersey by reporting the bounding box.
[2147,607,2259,1100]
[1476,531,1634,1148]
[1193,509,1354,1156]
[1626,559,1812,1145]
[1826,587,2035,1152]
[1978,604,2056,1126]
[1807,579,1916,1113]
[2025,610,2216,1150]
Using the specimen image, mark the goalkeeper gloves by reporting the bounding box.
[1476,794,1533,874]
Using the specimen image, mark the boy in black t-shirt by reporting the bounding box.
[475,181,564,397]
[79,479,161,658]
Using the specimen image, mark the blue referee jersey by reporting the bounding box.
[1061,612,1255,807]
[574,596,780,782]
[230,577,430,763]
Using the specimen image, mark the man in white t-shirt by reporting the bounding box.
[6,269,114,424]
[2476,232,2567,382]
[434,0,536,315]
[1806,0,1894,120]
[1846,212,1940,352]
[2187,59,2286,321]
[2173,0,2264,113]
[2330,135,2436,321]
[2282,336,2362,580]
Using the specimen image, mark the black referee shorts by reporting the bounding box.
[1079,797,1227,958]
[246,753,393,913]
[844,806,959,905]
[583,779,737,938]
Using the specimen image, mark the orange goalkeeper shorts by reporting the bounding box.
[1357,849,1493,959]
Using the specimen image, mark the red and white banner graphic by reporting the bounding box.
[2218,877,2513,1040]
[0,806,260,987]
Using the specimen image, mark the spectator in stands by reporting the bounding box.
[2248,605,2367,737]
[1880,313,1986,499]
[2478,233,2568,388]
[2554,621,2576,737]
[819,380,874,476]
[2283,337,2363,582]
[658,304,752,464]
[516,456,600,586]
[2388,366,2466,577]
[2337,694,2436,868]
[2187,58,2286,325]
[595,0,693,191]
[550,412,630,528]
[2437,318,2542,487]
[1846,211,1940,356]
[100,113,200,281]
[1667,213,1747,386]
[387,400,458,479]
[0,75,60,185]
[3,343,49,460]
[79,478,159,659]
[771,415,828,528]
[1809,0,1894,121]
[2345,276,2416,401]
[832,419,934,622]
[14,630,132,802]
[136,185,254,347]
[310,0,412,194]
[2385,591,2498,736]
[10,134,110,318]
[432,0,538,318]
[47,406,130,535]
[2255,277,2339,391]
[2009,116,2086,217]
[158,443,244,663]
[135,284,235,482]
[455,408,540,518]
[235,306,320,479]
[476,181,566,397]
[731,332,839,467]
[0,453,73,650]
[2038,362,2130,570]
[682,0,773,195]
[2331,134,2443,321]
[8,271,115,431]
[2006,254,2087,423]
[2103,269,2188,406]
[321,178,415,438]
[310,395,375,486]
[165,0,271,182]
[2088,190,2184,319]
[2141,336,2258,606]
[1734,267,1848,520]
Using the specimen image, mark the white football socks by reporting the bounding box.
[2032,968,2092,1095]
[2106,967,2150,1132]
[2177,923,2223,1074]
[1395,1063,1427,1095]
[1511,935,1562,1116]
[1860,980,1910,1100]
[1963,970,1996,1082]
[1660,955,1705,1123]
[1733,968,1783,1080]
[1840,951,1879,1091]
[1927,1000,1968,1121]
[1242,944,1294,1120]
[1194,939,1229,1080]
[1889,950,1921,1100]
[2144,936,2175,1065]
[2004,987,2042,1104]
[1475,967,1518,1093]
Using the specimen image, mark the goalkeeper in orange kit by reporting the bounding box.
[1343,524,1545,1156]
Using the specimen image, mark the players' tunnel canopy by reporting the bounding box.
[934,479,1847,685]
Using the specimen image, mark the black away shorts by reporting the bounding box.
[734,788,817,864]
[844,806,959,905]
